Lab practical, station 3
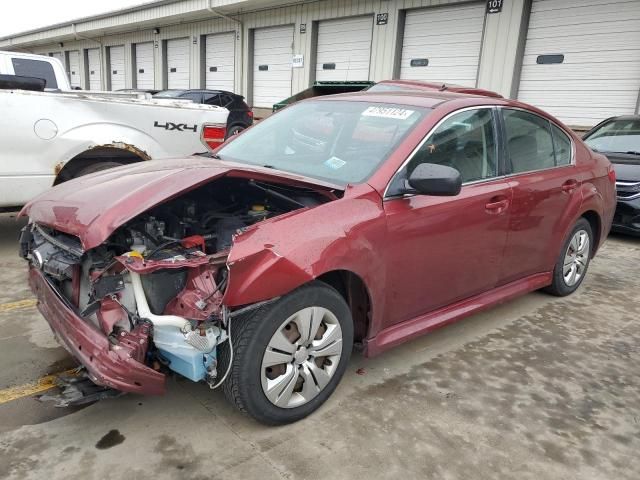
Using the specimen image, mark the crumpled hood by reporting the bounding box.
[22,157,342,251]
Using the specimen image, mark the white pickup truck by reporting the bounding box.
[0,51,228,209]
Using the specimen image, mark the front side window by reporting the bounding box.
[217,101,428,185]
[503,109,556,173]
[401,108,498,185]
[11,58,58,89]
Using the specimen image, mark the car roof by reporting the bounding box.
[311,89,508,109]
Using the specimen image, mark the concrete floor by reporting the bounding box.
[0,212,639,480]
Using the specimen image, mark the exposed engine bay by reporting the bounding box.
[21,176,333,390]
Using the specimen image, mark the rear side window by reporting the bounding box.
[203,93,222,106]
[11,58,58,89]
[551,124,572,166]
[503,110,555,173]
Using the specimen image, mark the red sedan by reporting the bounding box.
[20,88,616,424]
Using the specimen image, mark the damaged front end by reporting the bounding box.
[21,176,333,396]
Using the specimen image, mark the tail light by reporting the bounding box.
[247,110,254,118]
[608,164,616,184]
[201,124,226,150]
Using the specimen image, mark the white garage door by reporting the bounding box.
[109,45,126,91]
[67,50,81,88]
[135,42,155,90]
[167,38,190,89]
[50,52,65,69]
[253,25,294,108]
[400,3,486,86]
[518,0,640,127]
[87,48,102,90]
[205,32,236,92]
[316,16,373,81]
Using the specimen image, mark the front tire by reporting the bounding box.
[545,218,593,296]
[221,282,353,425]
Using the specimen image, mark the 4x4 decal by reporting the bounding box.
[154,121,197,132]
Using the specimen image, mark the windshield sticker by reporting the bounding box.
[324,156,347,170]
[362,106,415,120]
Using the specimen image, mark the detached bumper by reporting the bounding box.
[612,198,640,236]
[29,268,166,395]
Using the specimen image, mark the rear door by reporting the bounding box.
[384,107,512,324]
[498,108,578,284]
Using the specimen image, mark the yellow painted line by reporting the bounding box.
[0,369,78,405]
[0,298,37,313]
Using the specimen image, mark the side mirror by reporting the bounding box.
[407,163,462,196]
[0,74,46,92]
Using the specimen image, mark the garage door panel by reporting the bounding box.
[518,0,640,126]
[109,46,125,91]
[87,48,102,90]
[315,16,372,82]
[135,42,155,90]
[167,38,190,89]
[205,32,235,91]
[524,35,640,53]
[400,4,485,87]
[68,51,81,88]
[253,25,293,108]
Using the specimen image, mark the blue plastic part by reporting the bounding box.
[157,347,216,382]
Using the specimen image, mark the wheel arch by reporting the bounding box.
[54,144,150,185]
[315,269,372,345]
[580,209,602,256]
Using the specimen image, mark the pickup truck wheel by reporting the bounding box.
[545,218,593,296]
[74,161,123,178]
[220,282,353,425]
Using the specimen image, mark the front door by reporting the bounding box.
[383,107,512,325]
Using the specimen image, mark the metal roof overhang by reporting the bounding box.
[0,0,300,49]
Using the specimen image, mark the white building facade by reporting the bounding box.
[1,0,639,128]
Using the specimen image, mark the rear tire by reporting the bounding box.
[73,161,123,178]
[219,282,353,425]
[544,218,593,296]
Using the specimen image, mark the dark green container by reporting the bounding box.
[272,81,375,112]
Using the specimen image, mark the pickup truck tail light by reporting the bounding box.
[201,124,227,150]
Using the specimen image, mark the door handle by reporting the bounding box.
[485,196,510,213]
[562,179,578,193]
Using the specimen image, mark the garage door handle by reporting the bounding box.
[485,196,509,214]
[562,180,578,193]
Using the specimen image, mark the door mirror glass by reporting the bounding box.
[407,163,462,196]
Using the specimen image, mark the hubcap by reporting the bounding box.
[563,229,590,287]
[261,306,342,409]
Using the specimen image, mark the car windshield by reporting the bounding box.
[584,119,640,155]
[217,100,428,185]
